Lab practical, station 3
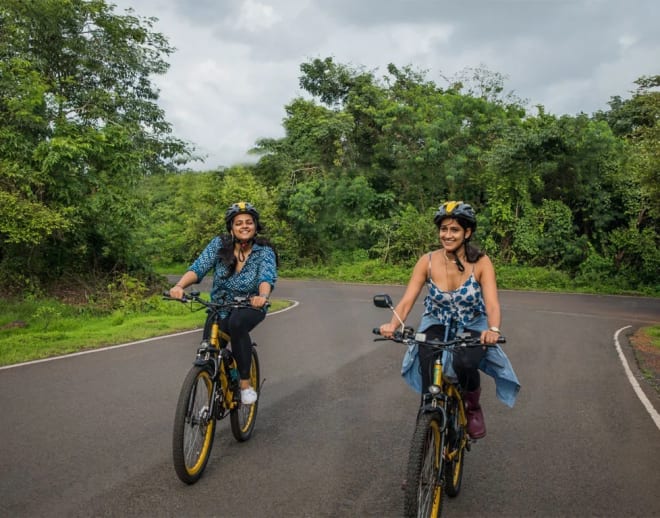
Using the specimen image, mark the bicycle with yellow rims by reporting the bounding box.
[164,291,263,484]
[372,294,504,518]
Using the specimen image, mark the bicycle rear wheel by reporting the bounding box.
[172,366,216,484]
[444,398,466,497]
[230,346,260,441]
[404,412,445,518]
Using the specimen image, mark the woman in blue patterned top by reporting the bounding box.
[169,202,278,405]
[379,201,519,439]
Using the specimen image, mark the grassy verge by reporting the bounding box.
[629,326,660,394]
[0,294,289,367]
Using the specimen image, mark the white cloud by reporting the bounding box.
[236,0,282,32]
[111,0,660,169]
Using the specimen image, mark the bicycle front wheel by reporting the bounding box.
[404,413,445,518]
[230,347,260,441]
[172,366,216,484]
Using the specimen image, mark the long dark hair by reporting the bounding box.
[216,235,279,276]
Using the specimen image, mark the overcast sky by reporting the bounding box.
[111,0,659,170]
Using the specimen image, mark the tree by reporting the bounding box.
[594,75,660,286]
[0,0,193,290]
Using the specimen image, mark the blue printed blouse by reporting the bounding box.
[188,237,278,313]
[423,273,486,331]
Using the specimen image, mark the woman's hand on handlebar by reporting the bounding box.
[169,285,186,300]
[250,294,269,309]
[480,328,500,345]
[379,322,397,338]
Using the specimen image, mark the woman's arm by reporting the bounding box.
[169,270,199,299]
[257,246,278,287]
[169,237,220,299]
[252,247,277,308]
[379,254,428,336]
[476,255,502,344]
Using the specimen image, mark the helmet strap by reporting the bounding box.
[233,235,254,262]
[455,246,466,273]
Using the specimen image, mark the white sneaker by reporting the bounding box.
[241,387,258,405]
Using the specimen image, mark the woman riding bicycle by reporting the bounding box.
[379,201,519,438]
[169,202,278,405]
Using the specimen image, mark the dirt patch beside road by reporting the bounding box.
[630,328,660,395]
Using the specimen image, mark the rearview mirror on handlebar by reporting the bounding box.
[373,294,394,308]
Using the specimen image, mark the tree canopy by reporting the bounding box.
[248,58,658,290]
[0,0,193,290]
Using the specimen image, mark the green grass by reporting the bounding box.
[280,259,413,285]
[152,262,188,275]
[0,294,289,367]
[646,326,660,349]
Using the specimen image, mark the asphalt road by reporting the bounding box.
[1,280,659,518]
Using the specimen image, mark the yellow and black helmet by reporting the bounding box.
[225,202,261,232]
[433,201,477,229]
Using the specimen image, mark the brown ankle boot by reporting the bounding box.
[464,387,486,439]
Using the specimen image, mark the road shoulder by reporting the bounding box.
[630,328,660,396]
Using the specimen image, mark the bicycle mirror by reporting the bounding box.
[373,294,393,308]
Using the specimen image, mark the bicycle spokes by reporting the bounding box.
[173,367,216,484]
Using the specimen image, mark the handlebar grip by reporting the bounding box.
[162,291,188,303]
[372,328,381,335]
[497,336,506,344]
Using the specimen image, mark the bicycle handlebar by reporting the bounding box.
[372,326,505,349]
[162,291,257,311]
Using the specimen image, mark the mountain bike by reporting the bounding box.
[372,294,505,518]
[163,291,262,484]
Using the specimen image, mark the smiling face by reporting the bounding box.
[231,214,257,241]
[438,217,472,253]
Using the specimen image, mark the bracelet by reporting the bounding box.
[175,284,183,288]
[488,326,501,334]
[259,293,270,299]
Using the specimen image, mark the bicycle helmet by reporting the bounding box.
[225,202,262,232]
[433,201,477,230]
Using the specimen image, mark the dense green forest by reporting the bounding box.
[1,0,658,301]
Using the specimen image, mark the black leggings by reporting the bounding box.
[204,308,265,380]
[418,325,485,393]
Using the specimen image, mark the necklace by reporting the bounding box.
[443,249,456,263]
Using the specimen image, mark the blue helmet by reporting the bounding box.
[433,201,477,230]
[225,202,262,232]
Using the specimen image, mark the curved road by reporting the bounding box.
[1,280,659,517]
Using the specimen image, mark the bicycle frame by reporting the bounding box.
[166,291,255,415]
[195,316,240,415]
[422,357,467,419]
[166,290,262,484]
